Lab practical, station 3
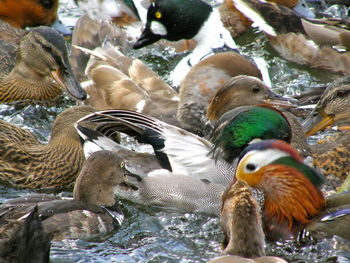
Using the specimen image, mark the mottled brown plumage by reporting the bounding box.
[0,26,86,104]
[0,106,97,190]
[0,150,125,241]
[304,77,350,179]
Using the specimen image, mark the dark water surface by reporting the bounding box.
[0,0,349,262]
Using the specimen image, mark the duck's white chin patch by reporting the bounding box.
[150,21,167,36]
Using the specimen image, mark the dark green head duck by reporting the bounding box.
[210,105,291,163]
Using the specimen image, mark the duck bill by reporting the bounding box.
[304,115,334,136]
[51,69,87,100]
[51,18,72,37]
[133,27,161,49]
[262,91,298,108]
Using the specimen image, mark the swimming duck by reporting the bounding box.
[303,76,350,179]
[177,52,264,135]
[0,105,97,190]
[206,75,311,156]
[74,106,294,214]
[75,42,181,126]
[133,0,239,86]
[234,139,326,241]
[207,180,288,263]
[0,26,86,104]
[304,190,350,241]
[0,205,51,263]
[0,150,125,241]
[232,0,350,75]
[0,0,71,43]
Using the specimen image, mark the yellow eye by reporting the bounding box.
[120,161,125,168]
[155,11,162,19]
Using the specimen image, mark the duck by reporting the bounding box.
[0,26,86,104]
[0,150,125,241]
[0,0,71,44]
[73,106,295,214]
[303,76,350,179]
[233,139,326,241]
[207,180,288,263]
[231,0,350,75]
[133,0,241,86]
[0,205,51,263]
[0,105,98,190]
[206,76,311,156]
[305,190,350,241]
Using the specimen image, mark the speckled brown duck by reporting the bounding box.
[207,180,288,263]
[304,77,350,179]
[0,105,97,190]
[232,0,350,75]
[0,150,125,241]
[0,26,86,104]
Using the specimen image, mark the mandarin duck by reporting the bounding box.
[233,139,326,241]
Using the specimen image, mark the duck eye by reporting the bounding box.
[336,89,350,97]
[40,0,54,9]
[246,163,256,172]
[155,11,162,19]
[120,161,125,168]
[251,86,260,93]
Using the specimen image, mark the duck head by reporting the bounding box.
[15,27,86,100]
[210,105,292,163]
[133,0,212,49]
[207,75,298,121]
[236,139,325,241]
[74,150,126,207]
[304,77,350,136]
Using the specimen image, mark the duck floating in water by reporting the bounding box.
[232,0,350,75]
[74,106,294,214]
[207,180,288,262]
[0,27,86,104]
[0,106,97,190]
[0,150,125,241]
[234,139,326,241]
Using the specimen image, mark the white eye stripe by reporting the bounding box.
[150,21,167,36]
[241,149,290,173]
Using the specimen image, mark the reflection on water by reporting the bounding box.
[0,0,349,262]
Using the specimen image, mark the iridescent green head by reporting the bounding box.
[209,105,292,163]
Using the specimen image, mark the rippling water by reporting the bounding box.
[0,0,349,262]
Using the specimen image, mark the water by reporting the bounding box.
[0,0,349,262]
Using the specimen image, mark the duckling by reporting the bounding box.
[232,0,350,75]
[303,76,350,179]
[0,26,86,104]
[0,205,51,263]
[234,139,325,241]
[0,150,125,241]
[74,106,295,214]
[207,180,288,263]
[0,105,97,190]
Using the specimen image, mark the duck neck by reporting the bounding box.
[221,182,266,258]
[0,62,61,103]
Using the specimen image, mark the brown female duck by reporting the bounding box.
[304,77,350,179]
[207,180,288,263]
[0,206,51,263]
[0,26,86,104]
[232,0,350,75]
[0,150,125,241]
[0,105,97,190]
